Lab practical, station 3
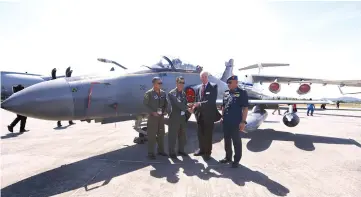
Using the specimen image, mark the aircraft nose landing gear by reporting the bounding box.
[133,115,148,144]
[133,127,148,144]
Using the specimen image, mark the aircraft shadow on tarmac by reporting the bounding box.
[1,120,289,197]
[242,129,361,152]
[2,120,360,197]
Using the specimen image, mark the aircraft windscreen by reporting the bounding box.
[145,56,201,72]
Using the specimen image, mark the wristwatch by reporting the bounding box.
[242,120,247,124]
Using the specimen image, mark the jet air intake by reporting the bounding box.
[297,83,311,95]
[269,82,281,94]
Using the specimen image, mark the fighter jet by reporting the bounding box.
[1,56,330,139]
[237,63,361,95]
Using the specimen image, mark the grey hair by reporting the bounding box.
[200,71,209,77]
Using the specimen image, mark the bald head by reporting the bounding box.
[200,71,209,84]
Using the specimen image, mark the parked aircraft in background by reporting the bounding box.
[1,56,330,141]
[237,63,361,95]
[1,65,119,100]
[0,68,69,100]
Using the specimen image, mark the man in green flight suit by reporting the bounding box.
[167,76,193,158]
[143,77,168,160]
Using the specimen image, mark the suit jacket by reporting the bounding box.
[194,82,221,123]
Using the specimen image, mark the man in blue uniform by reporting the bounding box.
[219,75,249,168]
[307,98,315,116]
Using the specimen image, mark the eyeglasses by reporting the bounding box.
[158,82,163,85]
[178,82,185,84]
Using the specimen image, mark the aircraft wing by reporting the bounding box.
[216,99,332,106]
[251,74,361,87]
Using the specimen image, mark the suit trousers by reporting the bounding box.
[223,123,242,163]
[10,114,27,130]
[197,115,214,155]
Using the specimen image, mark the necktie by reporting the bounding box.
[201,84,206,100]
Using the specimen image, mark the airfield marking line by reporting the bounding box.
[69,166,105,197]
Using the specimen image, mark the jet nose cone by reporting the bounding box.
[1,78,74,120]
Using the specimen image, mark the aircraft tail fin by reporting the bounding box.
[239,63,290,74]
[220,59,234,83]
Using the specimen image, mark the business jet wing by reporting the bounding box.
[251,74,361,87]
[216,99,333,106]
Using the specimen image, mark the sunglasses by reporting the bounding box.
[158,82,163,85]
[178,82,185,84]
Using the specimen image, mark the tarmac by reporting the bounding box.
[1,108,361,197]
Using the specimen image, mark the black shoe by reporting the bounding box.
[158,152,168,156]
[178,151,188,156]
[194,150,204,156]
[19,129,28,133]
[231,162,239,168]
[203,155,211,161]
[69,121,75,125]
[57,123,62,127]
[7,126,13,133]
[148,154,156,160]
[219,158,232,163]
[169,154,177,159]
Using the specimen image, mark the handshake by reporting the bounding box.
[186,101,205,113]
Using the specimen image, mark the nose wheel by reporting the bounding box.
[133,127,148,144]
[133,115,149,144]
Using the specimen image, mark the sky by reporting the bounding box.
[1,0,361,99]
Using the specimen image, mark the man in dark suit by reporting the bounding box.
[7,85,28,133]
[191,71,221,160]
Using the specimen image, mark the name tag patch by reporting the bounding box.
[206,92,210,95]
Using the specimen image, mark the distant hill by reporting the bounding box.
[321,97,361,102]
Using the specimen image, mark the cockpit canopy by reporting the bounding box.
[133,56,203,74]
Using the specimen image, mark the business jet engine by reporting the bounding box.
[269,82,281,94]
[282,112,300,127]
[297,83,311,95]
